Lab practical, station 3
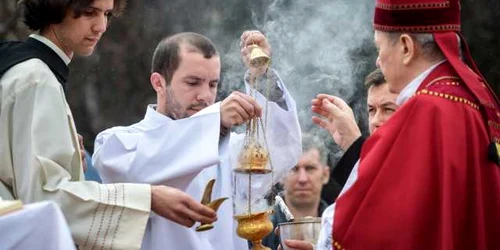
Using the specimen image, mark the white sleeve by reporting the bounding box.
[93,103,222,190]
[0,59,151,250]
[316,204,334,250]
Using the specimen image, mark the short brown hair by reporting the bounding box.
[20,0,126,31]
[364,68,386,88]
[151,32,219,85]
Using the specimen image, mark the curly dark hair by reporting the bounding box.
[19,0,127,31]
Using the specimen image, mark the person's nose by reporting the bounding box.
[370,111,384,133]
[297,168,309,183]
[196,84,212,103]
[376,56,381,68]
[92,14,107,34]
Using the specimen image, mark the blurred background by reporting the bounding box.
[1,0,499,167]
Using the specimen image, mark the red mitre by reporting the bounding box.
[374,0,500,164]
[374,0,460,32]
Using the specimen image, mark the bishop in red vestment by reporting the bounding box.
[330,0,500,249]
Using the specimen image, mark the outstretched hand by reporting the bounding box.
[151,186,217,228]
[312,94,361,151]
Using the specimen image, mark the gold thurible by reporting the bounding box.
[233,43,274,250]
[235,138,271,174]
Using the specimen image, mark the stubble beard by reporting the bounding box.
[165,87,189,120]
[164,87,211,120]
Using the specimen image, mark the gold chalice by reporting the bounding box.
[235,211,274,250]
[196,179,228,232]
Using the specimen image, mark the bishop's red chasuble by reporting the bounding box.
[331,0,500,248]
[332,62,500,250]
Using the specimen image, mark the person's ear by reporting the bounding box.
[322,166,330,185]
[399,34,415,66]
[150,72,166,94]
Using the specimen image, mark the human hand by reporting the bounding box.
[312,94,361,151]
[151,186,217,227]
[278,239,315,250]
[275,226,315,250]
[240,30,271,77]
[220,91,262,129]
[77,134,87,172]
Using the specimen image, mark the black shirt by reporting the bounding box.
[321,136,366,204]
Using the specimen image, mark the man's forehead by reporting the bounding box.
[179,43,216,56]
[298,149,322,163]
[368,82,389,92]
[90,0,114,11]
[374,30,391,43]
[368,84,397,101]
[178,44,220,63]
[302,148,321,155]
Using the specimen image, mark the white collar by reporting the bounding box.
[143,102,221,126]
[144,104,172,125]
[30,33,71,65]
[396,60,446,105]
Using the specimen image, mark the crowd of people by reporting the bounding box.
[0,0,499,250]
